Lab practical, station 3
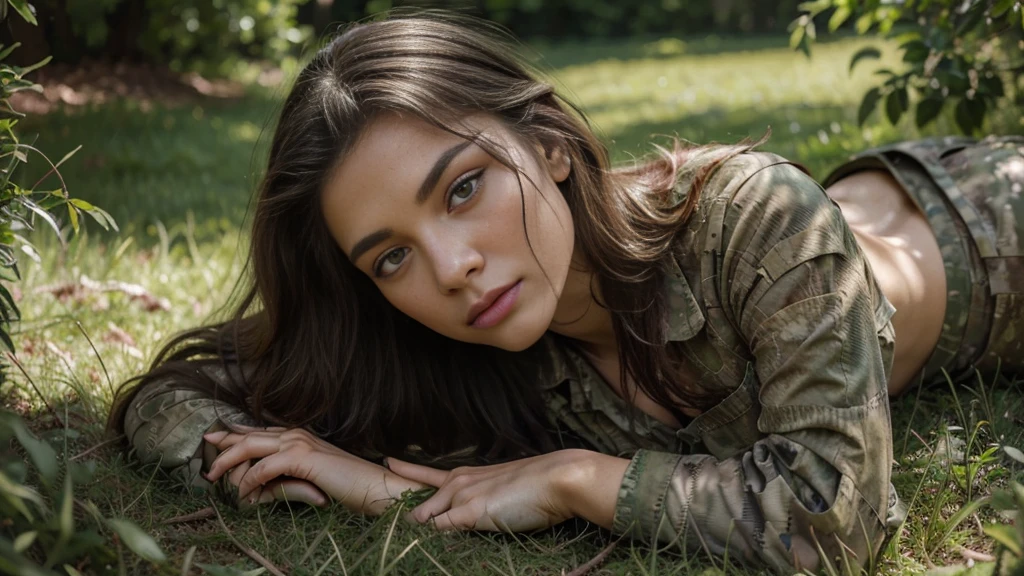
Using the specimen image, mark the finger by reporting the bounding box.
[203,430,230,444]
[431,504,495,532]
[410,477,464,524]
[226,460,252,494]
[236,452,310,498]
[206,434,283,481]
[385,458,450,488]
[267,479,328,507]
[233,424,288,433]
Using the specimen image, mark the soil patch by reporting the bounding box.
[10,60,256,114]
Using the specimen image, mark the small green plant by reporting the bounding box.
[985,480,1023,576]
[0,410,167,575]
[789,0,1024,134]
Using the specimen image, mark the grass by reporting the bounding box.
[4,32,1024,574]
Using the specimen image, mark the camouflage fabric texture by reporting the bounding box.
[823,135,1024,385]
[123,151,906,573]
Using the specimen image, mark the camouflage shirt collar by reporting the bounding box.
[661,252,705,342]
[538,253,705,391]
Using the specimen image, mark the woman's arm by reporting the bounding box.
[123,365,348,509]
[122,365,256,490]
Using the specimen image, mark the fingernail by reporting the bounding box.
[382,457,390,470]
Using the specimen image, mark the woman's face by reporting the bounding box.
[321,112,575,351]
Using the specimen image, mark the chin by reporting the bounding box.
[487,318,549,352]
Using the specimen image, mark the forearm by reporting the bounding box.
[555,449,630,529]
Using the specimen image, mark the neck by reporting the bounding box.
[547,249,617,357]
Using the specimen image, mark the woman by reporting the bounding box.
[108,11,1024,573]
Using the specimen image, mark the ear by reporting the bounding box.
[536,139,572,183]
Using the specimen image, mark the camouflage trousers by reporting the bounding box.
[824,135,1024,386]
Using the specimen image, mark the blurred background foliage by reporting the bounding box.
[5,0,805,74]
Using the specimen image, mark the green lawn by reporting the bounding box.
[4,33,1024,575]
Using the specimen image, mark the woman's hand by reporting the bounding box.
[204,426,425,516]
[202,425,330,510]
[385,449,616,532]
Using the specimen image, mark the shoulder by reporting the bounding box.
[694,151,850,258]
[694,150,820,209]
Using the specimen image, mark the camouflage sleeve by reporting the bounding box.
[122,365,256,491]
[612,160,897,572]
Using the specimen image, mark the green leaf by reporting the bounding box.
[901,40,930,64]
[64,565,85,576]
[0,42,21,62]
[0,283,20,319]
[829,5,852,31]
[993,0,1016,18]
[885,88,908,125]
[789,23,806,51]
[849,46,882,74]
[58,475,74,541]
[18,55,50,76]
[8,416,58,485]
[82,206,114,231]
[67,198,94,211]
[6,0,37,25]
[955,96,986,134]
[0,467,44,521]
[50,145,81,174]
[107,519,166,563]
[1005,445,1024,464]
[21,198,62,237]
[0,328,14,353]
[855,12,874,34]
[937,68,970,93]
[979,74,1005,98]
[956,1,988,37]
[984,524,1023,556]
[797,0,832,15]
[916,97,945,127]
[67,203,78,234]
[858,87,882,125]
[13,530,37,553]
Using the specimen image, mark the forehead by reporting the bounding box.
[320,113,512,251]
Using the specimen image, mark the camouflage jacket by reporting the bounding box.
[123,151,904,573]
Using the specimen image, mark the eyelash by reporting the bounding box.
[372,169,485,278]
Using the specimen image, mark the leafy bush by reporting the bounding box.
[0,8,116,360]
[33,0,311,75]
[789,0,1024,134]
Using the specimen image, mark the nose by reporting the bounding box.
[427,235,483,293]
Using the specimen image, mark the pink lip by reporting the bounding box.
[467,280,522,328]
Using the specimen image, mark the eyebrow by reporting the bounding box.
[348,140,474,264]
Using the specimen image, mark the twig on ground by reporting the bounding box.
[209,496,288,576]
[162,507,216,525]
[958,546,995,563]
[565,540,618,576]
[6,351,65,428]
[72,435,123,461]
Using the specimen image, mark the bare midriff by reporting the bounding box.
[824,169,948,395]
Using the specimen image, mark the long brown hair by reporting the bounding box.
[109,10,757,462]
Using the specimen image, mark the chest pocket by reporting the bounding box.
[676,362,760,460]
